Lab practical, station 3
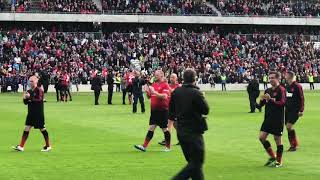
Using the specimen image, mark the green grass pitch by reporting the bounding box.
[0,91,319,180]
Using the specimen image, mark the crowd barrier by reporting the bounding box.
[7,83,320,93]
[0,13,320,26]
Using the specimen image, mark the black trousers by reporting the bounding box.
[222,83,226,91]
[249,93,259,112]
[108,87,113,104]
[122,89,127,104]
[133,93,145,113]
[116,84,120,92]
[94,90,100,105]
[55,88,60,102]
[67,88,72,100]
[310,82,314,90]
[60,87,67,100]
[43,83,49,93]
[173,133,204,180]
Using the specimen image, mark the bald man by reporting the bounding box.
[134,70,172,152]
[13,76,52,152]
[159,73,181,146]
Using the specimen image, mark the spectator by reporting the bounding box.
[41,0,99,14]
[101,0,217,15]
[215,0,320,17]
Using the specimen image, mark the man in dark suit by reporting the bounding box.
[54,72,61,102]
[169,69,209,180]
[132,71,145,113]
[40,68,50,93]
[247,77,260,113]
[107,70,114,105]
[91,73,103,105]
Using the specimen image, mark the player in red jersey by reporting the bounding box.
[125,70,135,105]
[134,70,172,152]
[59,70,70,102]
[159,73,181,146]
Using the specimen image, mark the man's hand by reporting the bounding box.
[264,93,271,101]
[162,93,168,100]
[24,92,30,99]
[148,86,155,95]
[144,85,152,99]
[298,112,304,117]
[144,85,150,93]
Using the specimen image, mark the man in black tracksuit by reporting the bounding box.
[40,69,50,93]
[247,78,260,113]
[169,69,209,180]
[132,71,145,113]
[107,71,114,105]
[91,73,103,105]
[54,73,61,102]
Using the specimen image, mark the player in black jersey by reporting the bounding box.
[12,76,52,152]
[285,71,304,152]
[257,71,286,168]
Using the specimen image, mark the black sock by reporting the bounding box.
[262,140,276,158]
[288,129,295,137]
[276,145,284,163]
[143,131,154,148]
[262,140,271,150]
[146,130,154,140]
[19,131,30,147]
[41,130,50,147]
[164,131,171,148]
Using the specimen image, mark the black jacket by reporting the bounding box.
[91,76,103,91]
[132,77,145,95]
[169,84,210,135]
[107,74,114,90]
[247,79,260,95]
[54,76,60,89]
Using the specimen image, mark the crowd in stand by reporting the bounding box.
[1,27,320,92]
[101,0,216,15]
[215,0,320,17]
[0,0,5,11]
[10,0,31,12]
[3,0,320,17]
[40,0,99,13]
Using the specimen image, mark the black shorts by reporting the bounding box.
[126,85,133,95]
[260,120,284,136]
[149,110,168,129]
[25,116,45,129]
[285,110,299,124]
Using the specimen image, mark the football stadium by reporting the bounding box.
[0,0,320,180]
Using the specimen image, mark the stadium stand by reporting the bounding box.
[1,26,319,87]
[101,0,217,15]
[40,0,99,13]
[1,1,320,92]
[214,0,320,17]
[1,0,319,17]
